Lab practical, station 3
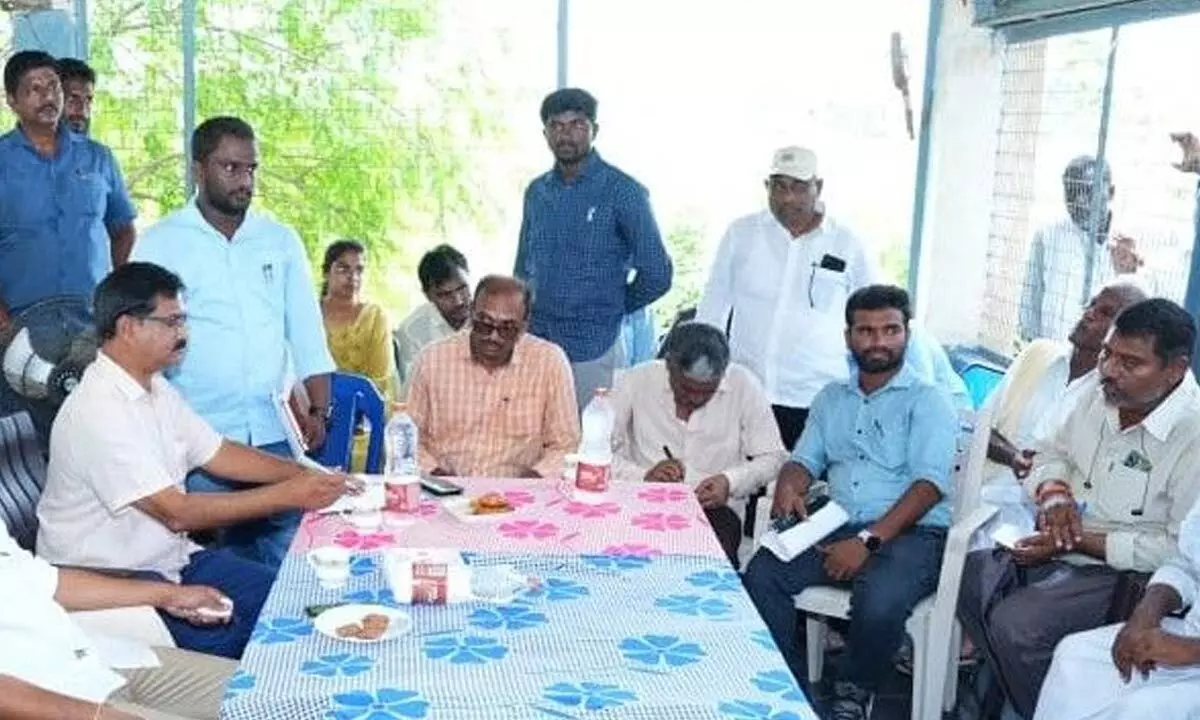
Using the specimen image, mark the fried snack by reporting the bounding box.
[469,492,513,515]
[336,623,363,638]
[336,613,391,640]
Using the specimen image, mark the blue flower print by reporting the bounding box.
[468,603,548,631]
[251,617,313,645]
[301,653,375,678]
[223,670,255,699]
[350,555,377,577]
[619,634,706,668]
[329,688,429,719]
[686,569,742,593]
[750,629,779,652]
[655,594,734,619]
[543,682,638,711]
[343,588,399,607]
[580,553,653,572]
[423,635,509,665]
[521,577,590,602]
[718,700,806,720]
[751,670,806,702]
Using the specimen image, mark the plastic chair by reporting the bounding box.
[747,405,996,720]
[315,372,387,473]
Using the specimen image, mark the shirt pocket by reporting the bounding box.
[1096,461,1156,520]
[244,250,289,314]
[860,409,909,472]
[64,170,108,220]
[809,267,851,313]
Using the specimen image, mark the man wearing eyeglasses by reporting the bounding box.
[406,275,580,479]
[36,262,359,659]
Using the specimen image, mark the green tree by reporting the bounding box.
[654,219,708,326]
[88,0,510,310]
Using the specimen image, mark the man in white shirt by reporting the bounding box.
[695,146,876,450]
[131,116,337,568]
[396,244,471,393]
[0,521,235,720]
[37,262,355,659]
[958,298,1200,719]
[1033,496,1200,720]
[1019,155,1145,342]
[610,321,787,566]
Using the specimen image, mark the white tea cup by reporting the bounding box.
[307,546,351,589]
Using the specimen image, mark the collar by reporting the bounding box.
[1114,371,1200,442]
[554,149,602,184]
[848,360,919,398]
[93,351,155,401]
[425,302,455,333]
[11,121,75,155]
[182,195,255,241]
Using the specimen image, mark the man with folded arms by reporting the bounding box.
[408,275,580,478]
[610,321,786,567]
[37,262,357,659]
[958,298,1200,719]
[0,521,234,720]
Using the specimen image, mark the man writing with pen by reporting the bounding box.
[609,321,787,567]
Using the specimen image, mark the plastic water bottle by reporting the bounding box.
[574,388,614,502]
[384,402,419,477]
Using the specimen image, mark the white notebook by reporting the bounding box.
[759,501,850,562]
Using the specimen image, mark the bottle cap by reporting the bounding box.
[392,402,407,413]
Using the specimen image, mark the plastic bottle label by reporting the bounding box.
[411,562,449,605]
[575,461,610,493]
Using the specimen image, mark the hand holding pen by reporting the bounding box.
[644,445,686,483]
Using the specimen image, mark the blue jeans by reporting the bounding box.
[742,523,946,691]
[152,548,273,659]
[186,440,299,569]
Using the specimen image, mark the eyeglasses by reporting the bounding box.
[140,313,189,330]
[470,313,521,341]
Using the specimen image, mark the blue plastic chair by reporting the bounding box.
[946,345,1011,410]
[315,372,387,473]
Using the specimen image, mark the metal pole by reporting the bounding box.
[906,0,944,303]
[556,0,569,89]
[182,0,197,196]
[73,0,88,59]
[1082,25,1119,306]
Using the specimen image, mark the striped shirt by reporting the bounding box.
[407,331,581,478]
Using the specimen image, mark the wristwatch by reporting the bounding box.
[856,529,882,553]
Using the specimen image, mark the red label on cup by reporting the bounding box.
[412,562,449,604]
[385,480,419,513]
[575,461,610,493]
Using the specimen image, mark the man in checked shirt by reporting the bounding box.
[515,88,673,411]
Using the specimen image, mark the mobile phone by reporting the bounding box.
[770,513,804,534]
[421,476,464,496]
[818,254,847,273]
[305,603,346,618]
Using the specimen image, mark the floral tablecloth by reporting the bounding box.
[222,479,816,720]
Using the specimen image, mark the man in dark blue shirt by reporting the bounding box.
[515,88,672,409]
[0,51,137,331]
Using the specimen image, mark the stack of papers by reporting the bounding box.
[759,501,850,562]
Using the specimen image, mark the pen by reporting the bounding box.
[663,445,674,461]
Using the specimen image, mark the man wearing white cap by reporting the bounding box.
[696,146,877,449]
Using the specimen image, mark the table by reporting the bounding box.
[222,479,817,720]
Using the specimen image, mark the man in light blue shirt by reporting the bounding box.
[132,116,334,568]
[742,284,957,720]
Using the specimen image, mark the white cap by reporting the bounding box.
[769,146,819,182]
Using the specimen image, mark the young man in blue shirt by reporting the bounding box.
[515,88,673,410]
[742,284,958,720]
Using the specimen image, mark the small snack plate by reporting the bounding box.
[442,497,514,524]
[312,603,412,644]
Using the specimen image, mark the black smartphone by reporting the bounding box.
[818,254,847,273]
[770,514,804,534]
[421,476,464,496]
[305,603,346,618]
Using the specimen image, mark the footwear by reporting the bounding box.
[828,681,874,720]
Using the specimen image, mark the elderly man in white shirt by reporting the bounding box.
[1034,495,1200,720]
[610,321,787,567]
[1019,155,1146,343]
[396,244,471,394]
[37,262,355,659]
[131,116,337,568]
[958,298,1200,719]
[0,521,235,720]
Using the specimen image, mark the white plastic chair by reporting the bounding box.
[754,405,996,720]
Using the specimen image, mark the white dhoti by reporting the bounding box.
[1034,619,1200,720]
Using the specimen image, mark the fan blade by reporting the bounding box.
[3,327,56,399]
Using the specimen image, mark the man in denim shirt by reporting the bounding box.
[742,284,957,720]
[515,88,673,410]
[0,51,136,328]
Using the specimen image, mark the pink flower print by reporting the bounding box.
[631,512,690,532]
[637,485,691,503]
[497,520,559,540]
[602,543,663,558]
[563,501,621,519]
[332,529,396,551]
[502,489,538,508]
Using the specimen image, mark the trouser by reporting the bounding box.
[957,549,1121,719]
[741,523,945,690]
[1033,619,1200,720]
[109,646,237,720]
[571,338,626,413]
[143,548,274,660]
[706,505,743,569]
[771,405,810,453]
[186,440,299,568]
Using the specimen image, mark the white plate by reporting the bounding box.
[442,497,516,523]
[312,604,412,644]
